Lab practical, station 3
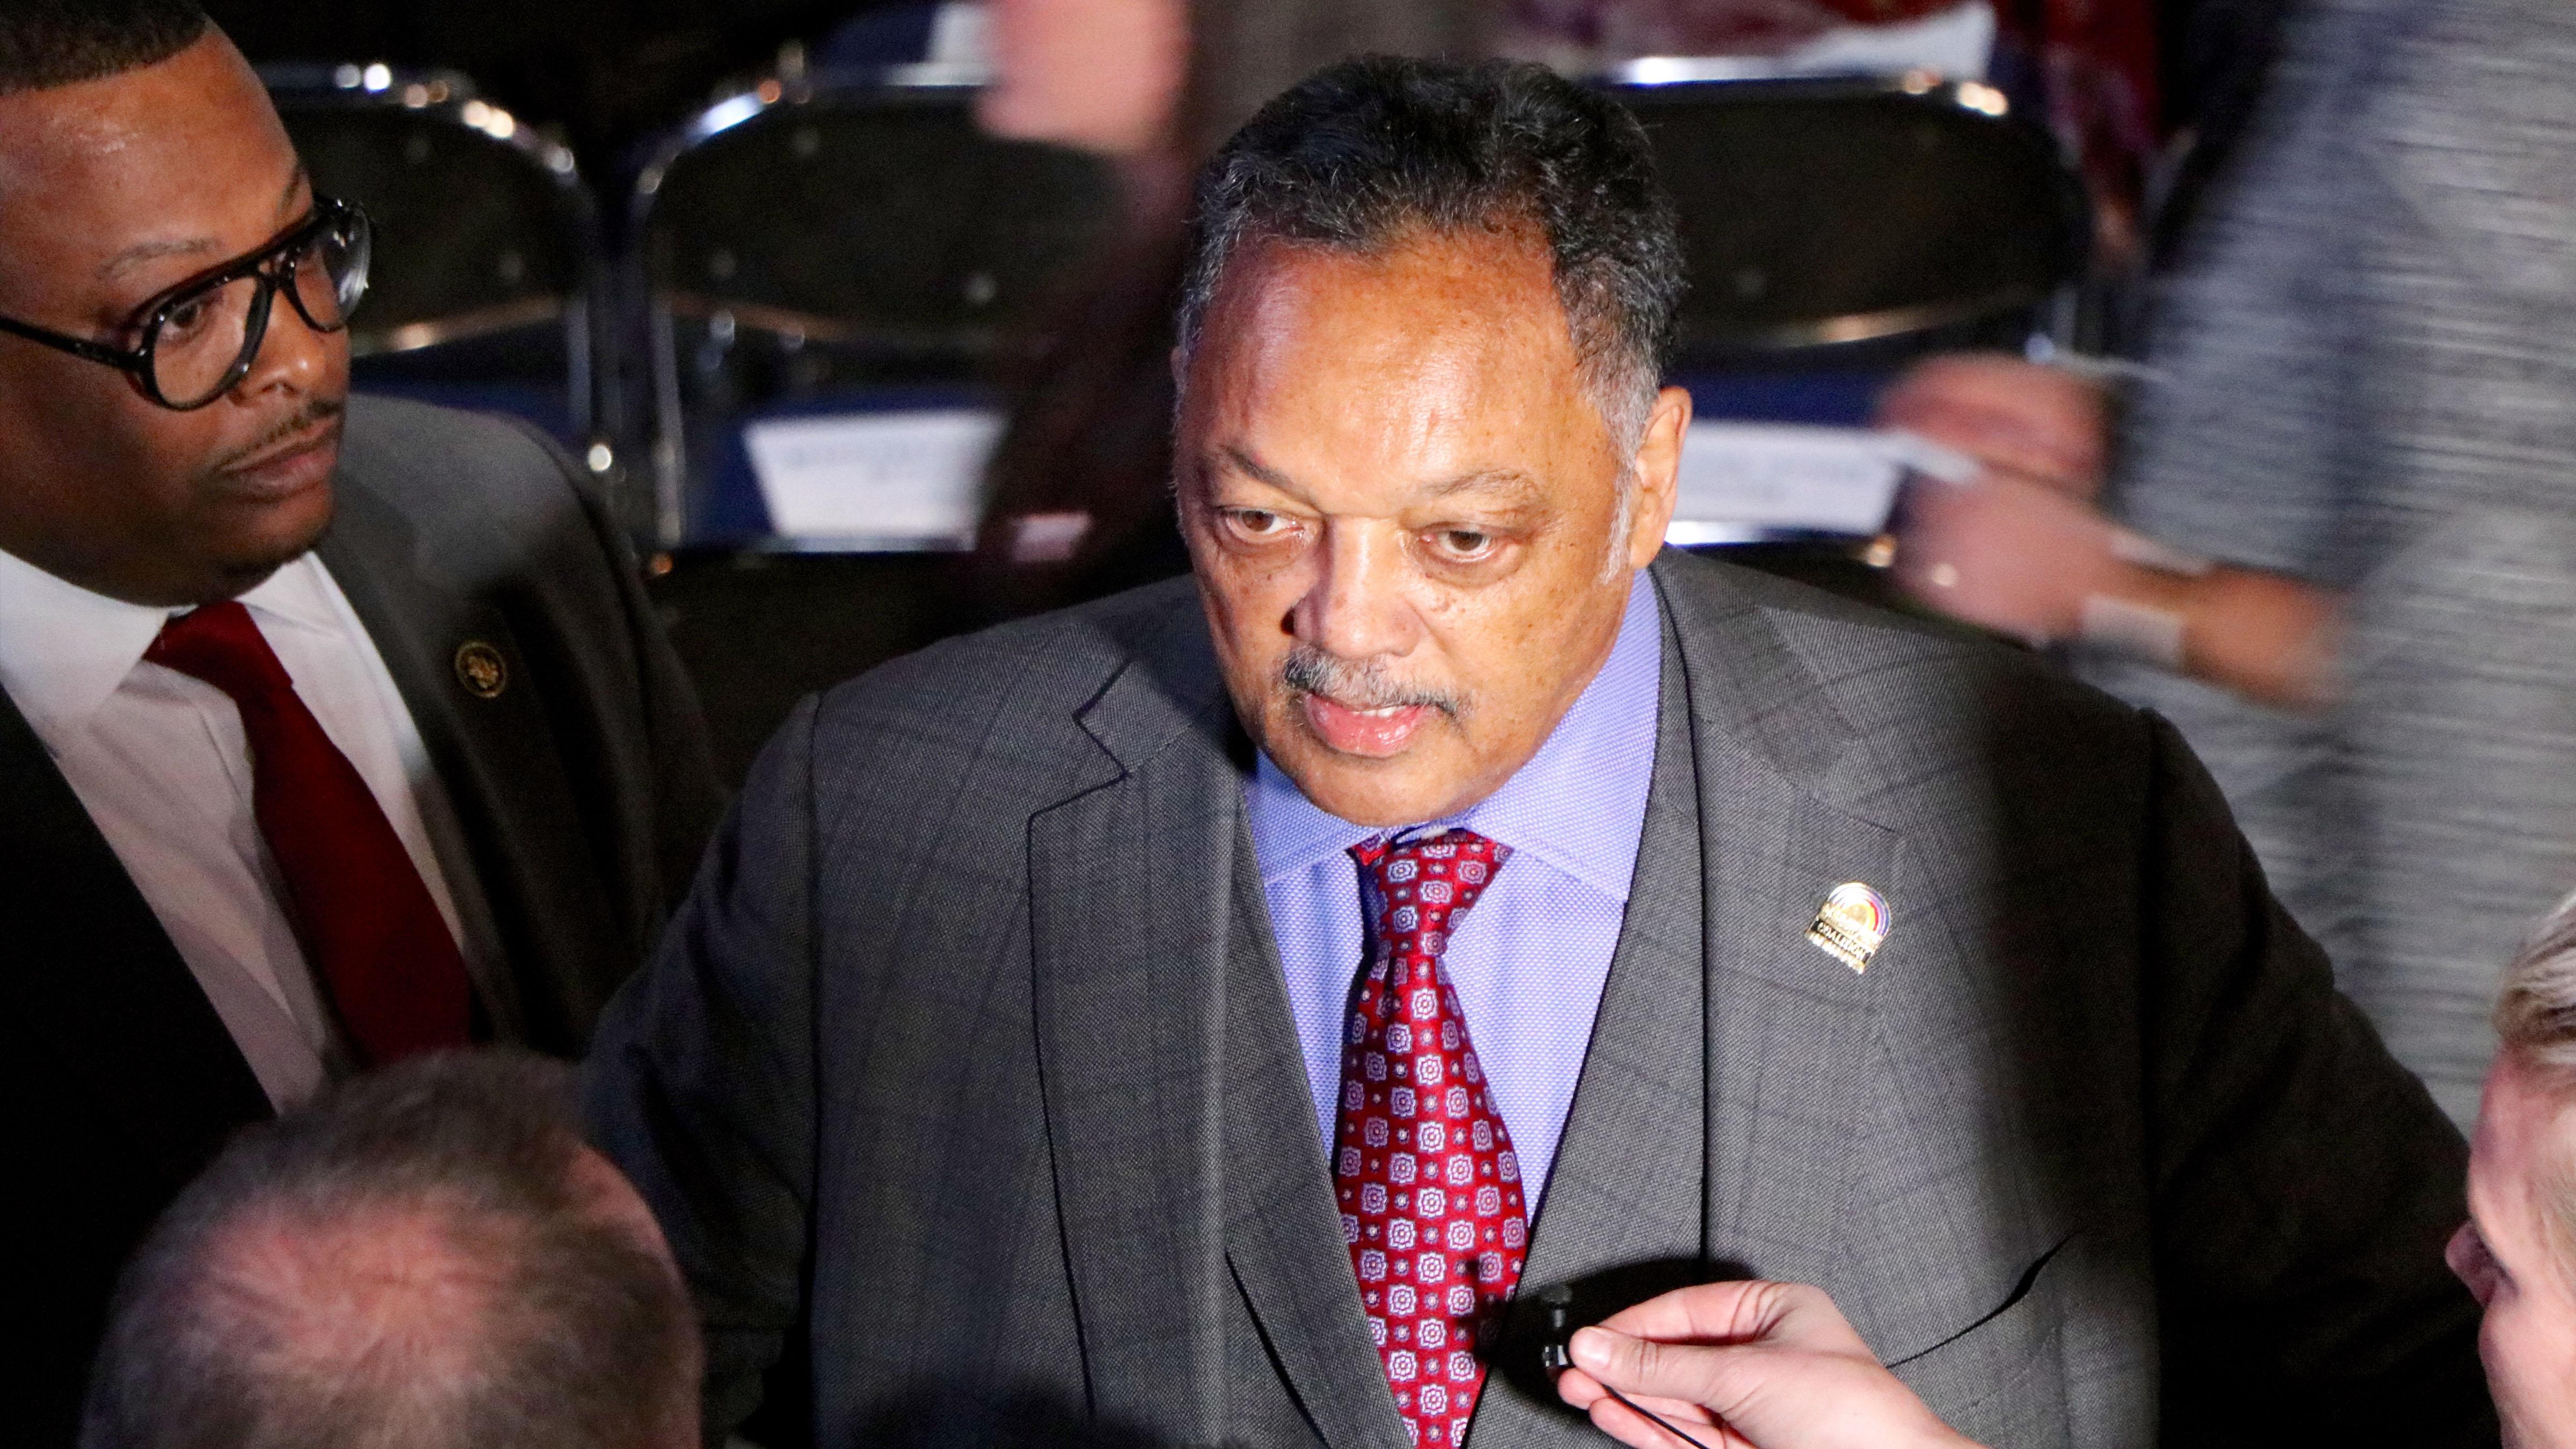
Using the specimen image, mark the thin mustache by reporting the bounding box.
[1280,646,1462,717]
[214,398,346,473]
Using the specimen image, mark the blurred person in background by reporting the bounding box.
[1552,892,2576,1449]
[0,4,720,1435]
[80,1051,702,1449]
[965,0,1490,620]
[1883,0,2576,1128]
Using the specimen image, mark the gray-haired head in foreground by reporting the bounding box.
[1175,55,1687,452]
[80,1050,700,1449]
[0,0,208,96]
[2499,890,2576,1081]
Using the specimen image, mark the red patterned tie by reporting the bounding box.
[147,601,472,1065]
[1335,828,1527,1447]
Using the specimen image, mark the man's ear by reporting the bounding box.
[1623,385,1693,569]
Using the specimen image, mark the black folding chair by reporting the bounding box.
[633,71,1116,548]
[628,71,1116,782]
[1598,72,2091,597]
[1611,72,2090,364]
[263,65,603,462]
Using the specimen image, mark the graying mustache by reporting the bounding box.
[1280,647,1461,716]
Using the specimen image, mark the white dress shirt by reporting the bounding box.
[0,546,494,1109]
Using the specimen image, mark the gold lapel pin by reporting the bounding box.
[452,640,509,700]
[1806,882,1889,974]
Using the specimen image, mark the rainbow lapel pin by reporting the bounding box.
[1806,882,1889,974]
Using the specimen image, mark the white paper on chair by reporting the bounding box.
[743,409,1004,545]
[1617,1,1996,83]
[1666,422,1935,544]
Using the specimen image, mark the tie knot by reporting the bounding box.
[145,599,294,705]
[1351,828,1508,953]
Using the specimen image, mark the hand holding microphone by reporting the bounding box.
[1552,1279,1983,1449]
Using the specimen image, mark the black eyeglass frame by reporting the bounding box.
[0,195,371,411]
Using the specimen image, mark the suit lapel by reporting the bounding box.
[1652,556,1901,1293]
[1470,614,1709,1445]
[0,688,270,1170]
[1693,755,1896,1285]
[1224,828,1416,1449]
[1030,609,1400,1449]
[316,479,604,1044]
[1473,566,1900,1438]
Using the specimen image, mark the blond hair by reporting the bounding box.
[2497,888,2576,1080]
[2494,891,2576,1270]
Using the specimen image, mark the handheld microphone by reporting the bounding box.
[1533,1282,1718,1449]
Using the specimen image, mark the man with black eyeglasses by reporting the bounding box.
[0,5,721,1438]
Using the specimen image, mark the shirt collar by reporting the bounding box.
[1246,571,1663,902]
[232,552,345,635]
[0,547,340,736]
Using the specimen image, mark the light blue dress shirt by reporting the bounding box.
[1246,573,1662,1209]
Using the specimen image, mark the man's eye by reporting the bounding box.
[1224,508,1290,539]
[1432,528,1496,560]
[160,295,214,340]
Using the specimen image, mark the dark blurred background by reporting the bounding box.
[199,0,2285,791]
[209,0,864,164]
[208,0,2290,193]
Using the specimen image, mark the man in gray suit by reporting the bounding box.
[588,57,2486,1448]
[0,6,719,1438]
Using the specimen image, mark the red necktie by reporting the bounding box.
[1335,829,1527,1447]
[147,601,472,1065]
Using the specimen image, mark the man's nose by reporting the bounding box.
[231,281,339,402]
[1292,522,1421,663]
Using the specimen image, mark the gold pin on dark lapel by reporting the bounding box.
[1806,882,1889,973]
[452,641,508,700]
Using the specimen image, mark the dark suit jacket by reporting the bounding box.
[5,395,723,1443]
[587,550,2490,1448]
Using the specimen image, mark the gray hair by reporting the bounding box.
[1174,55,1687,456]
[79,1051,699,1449]
[2498,889,2576,1079]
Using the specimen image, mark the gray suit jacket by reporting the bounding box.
[5,394,722,1444]
[588,551,2487,1448]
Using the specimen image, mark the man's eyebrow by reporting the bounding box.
[96,165,313,281]
[98,235,219,280]
[1422,468,1545,502]
[1220,445,1301,493]
[274,164,310,223]
[1211,450,1548,509]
